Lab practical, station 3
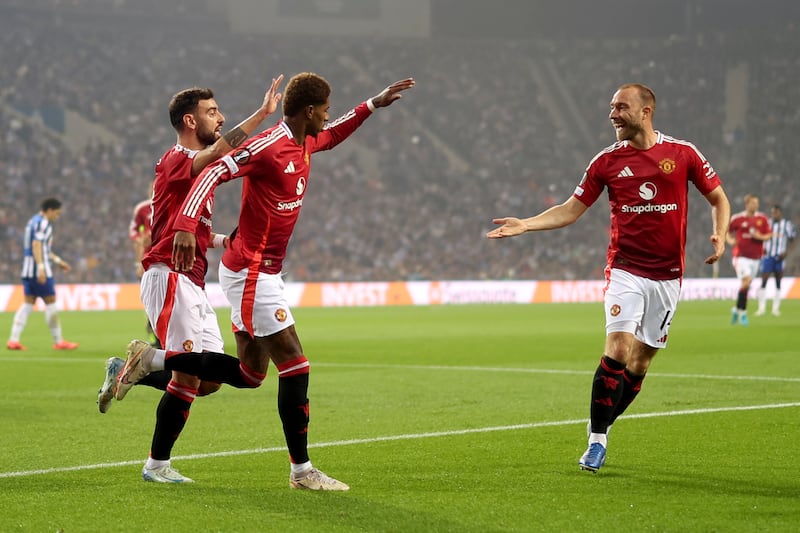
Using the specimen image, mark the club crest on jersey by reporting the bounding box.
[296,177,306,195]
[658,158,676,174]
[275,308,288,322]
[610,304,621,317]
[183,340,194,352]
[232,148,250,165]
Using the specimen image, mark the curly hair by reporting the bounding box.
[169,87,215,130]
[282,73,331,117]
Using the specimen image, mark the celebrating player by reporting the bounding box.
[119,73,415,490]
[488,83,730,473]
[107,75,284,483]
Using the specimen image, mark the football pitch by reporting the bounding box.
[1,301,798,532]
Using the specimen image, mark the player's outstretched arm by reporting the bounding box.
[704,185,730,264]
[487,196,588,239]
[370,78,415,108]
[191,74,285,176]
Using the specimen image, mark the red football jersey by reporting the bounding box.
[143,144,214,288]
[173,101,373,275]
[728,210,770,259]
[129,199,153,248]
[573,132,722,280]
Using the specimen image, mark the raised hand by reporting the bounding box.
[370,78,415,108]
[261,74,284,116]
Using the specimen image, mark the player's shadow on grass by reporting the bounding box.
[602,465,800,499]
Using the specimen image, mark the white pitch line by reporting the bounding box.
[3,357,798,383]
[313,362,800,383]
[1,401,798,479]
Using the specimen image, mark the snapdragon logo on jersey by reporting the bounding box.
[277,177,306,211]
[620,182,678,214]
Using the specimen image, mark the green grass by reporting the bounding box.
[0,301,798,532]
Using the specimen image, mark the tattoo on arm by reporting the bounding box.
[222,127,247,148]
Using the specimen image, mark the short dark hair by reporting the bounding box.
[41,198,62,211]
[169,87,215,130]
[282,73,331,117]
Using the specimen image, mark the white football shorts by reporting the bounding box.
[732,256,760,281]
[140,264,224,353]
[218,262,295,338]
[604,268,681,349]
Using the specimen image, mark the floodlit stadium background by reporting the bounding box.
[1,0,797,299]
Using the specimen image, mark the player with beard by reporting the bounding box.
[108,76,284,483]
[488,83,731,473]
[118,73,415,490]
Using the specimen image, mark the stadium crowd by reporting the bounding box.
[1,2,797,284]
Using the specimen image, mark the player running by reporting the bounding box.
[488,83,730,473]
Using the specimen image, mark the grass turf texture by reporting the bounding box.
[0,301,798,532]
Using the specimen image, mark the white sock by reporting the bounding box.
[9,303,34,341]
[773,294,781,312]
[45,303,62,342]
[757,288,766,311]
[588,432,608,447]
[145,457,170,470]
[291,461,312,476]
[151,349,166,371]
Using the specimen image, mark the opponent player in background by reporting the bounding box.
[120,73,415,490]
[488,83,730,473]
[726,194,771,325]
[104,75,284,483]
[7,198,79,351]
[756,204,795,316]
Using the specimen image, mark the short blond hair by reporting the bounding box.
[617,83,656,113]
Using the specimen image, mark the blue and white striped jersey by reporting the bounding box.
[20,213,54,278]
[763,218,796,257]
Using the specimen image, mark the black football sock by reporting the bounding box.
[150,382,196,461]
[737,289,748,311]
[138,370,171,391]
[277,372,310,465]
[590,355,626,434]
[610,369,645,424]
[165,352,265,388]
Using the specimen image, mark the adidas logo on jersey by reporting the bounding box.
[617,166,634,178]
[284,161,295,174]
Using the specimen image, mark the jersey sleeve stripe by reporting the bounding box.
[182,164,226,219]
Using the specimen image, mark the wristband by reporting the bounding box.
[212,233,226,248]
